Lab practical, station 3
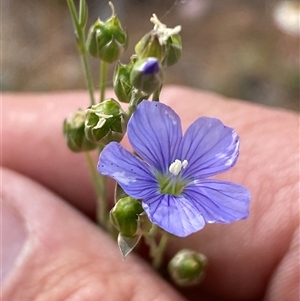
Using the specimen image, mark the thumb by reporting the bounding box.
[1,167,185,301]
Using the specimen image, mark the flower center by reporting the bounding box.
[156,159,188,195]
[169,159,188,176]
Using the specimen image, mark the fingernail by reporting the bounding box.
[1,201,27,283]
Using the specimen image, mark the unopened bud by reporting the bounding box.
[135,32,166,61]
[113,61,134,103]
[110,196,144,237]
[130,57,163,94]
[85,98,125,145]
[86,2,128,63]
[168,249,208,287]
[63,109,97,152]
[135,14,181,64]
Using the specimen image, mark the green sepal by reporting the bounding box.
[162,34,182,66]
[113,61,134,103]
[135,32,166,61]
[86,11,128,63]
[110,196,144,237]
[63,109,97,152]
[117,233,141,258]
[84,98,125,145]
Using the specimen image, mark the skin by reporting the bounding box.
[1,86,299,301]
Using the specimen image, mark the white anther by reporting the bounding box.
[94,117,106,129]
[182,160,188,169]
[169,159,189,176]
[150,14,182,45]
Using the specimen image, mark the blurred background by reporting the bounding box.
[2,0,300,110]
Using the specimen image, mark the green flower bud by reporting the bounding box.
[168,249,208,287]
[130,57,163,94]
[162,34,182,66]
[135,14,181,64]
[110,196,144,237]
[135,32,166,61]
[85,98,125,145]
[63,109,97,152]
[86,2,128,63]
[113,61,134,103]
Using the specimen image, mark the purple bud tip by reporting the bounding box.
[143,59,160,74]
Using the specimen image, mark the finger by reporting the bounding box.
[1,167,186,301]
[163,88,300,300]
[2,91,116,217]
[3,86,297,213]
[3,87,299,299]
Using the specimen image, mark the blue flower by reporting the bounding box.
[98,101,250,237]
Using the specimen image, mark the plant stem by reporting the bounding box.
[152,84,162,102]
[67,0,95,106]
[126,90,144,118]
[152,233,169,269]
[85,151,108,227]
[144,226,169,270]
[99,61,108,103]
[82,53,96,105]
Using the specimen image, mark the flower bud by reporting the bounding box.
[113,61,134,103]
[168,249,208,287]
[130,57,163,94]
[110,196,144,237]
[63,109,97,152]
[86,3,128,63]
[85,98,125,145]
[135,32,166,61]
[162,34,182,66]
[135,14,181,64]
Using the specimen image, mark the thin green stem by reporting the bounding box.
[152,233,169,270]
[67,0,80,31]
[144,226,169,270]
[152,84,162,102]
[85,151,108,227]
[126,90,144,118]
[81,52,96,105]
[99,61,108,103]
[67,0,95,106]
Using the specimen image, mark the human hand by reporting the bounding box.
[2,86,299,300]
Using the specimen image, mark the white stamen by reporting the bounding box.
[182,160,188,169]
[169,159,189,176]
[94,117,106,129]
[150,14,182,45]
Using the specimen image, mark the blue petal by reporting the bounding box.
[183,179,250,223]
[128,101,182,173]
[142,194,206,237]
[98,142,158,199]
[180,117,239,179]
